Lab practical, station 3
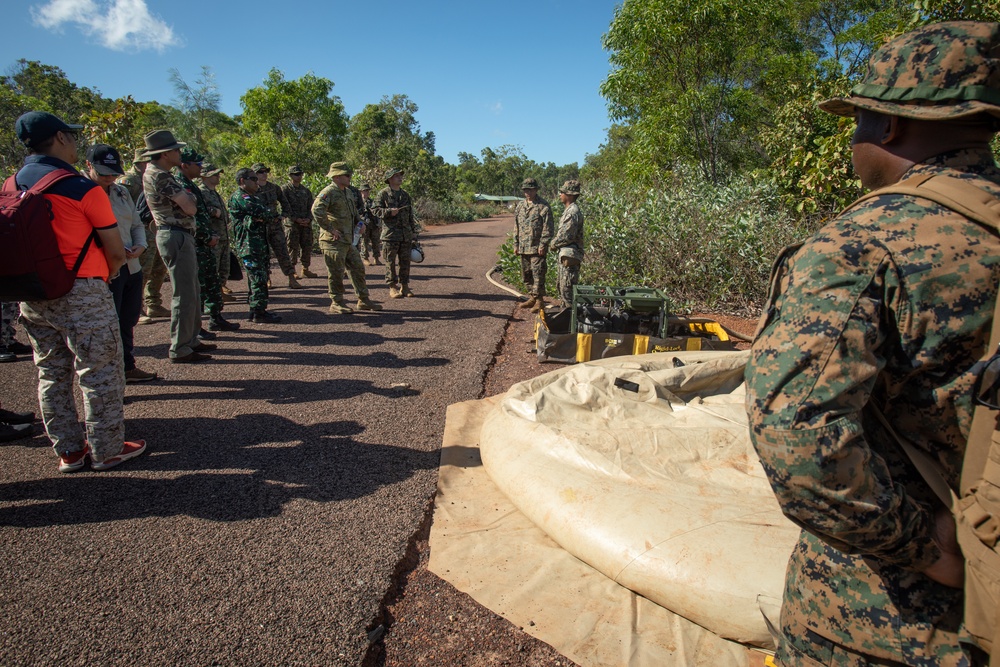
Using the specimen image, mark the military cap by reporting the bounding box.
[201,162,224,177]
[15,111,82,148]
[327,161,353,178]
[359,182,372,191]
[384,167,404,183]
[180,147,204,164]
[521,177,540,190]
[559,179,582,196]
[143,129,186,155]
[820,21,1000,121]
[132,147,150,164]
[85,144,125,176]
[235,167,257,184]
[288,165,304,175]
[252,162,270,173]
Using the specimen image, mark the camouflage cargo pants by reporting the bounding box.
[361,222,381,260]
[321,242,369,304]
[140,223,168,310]
[198,243,222,318]
[213,235,231,292]
[519,254,547,298]
[242,253,271,311]
[383,240,413,287]
[558,258,581,305]
[266,220,294,277]
[285,221,313,270]
[19,279,125,460]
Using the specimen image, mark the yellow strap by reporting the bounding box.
[576,333,592,362]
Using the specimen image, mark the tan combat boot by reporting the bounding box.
[302,267,318,278]
[518,296,536,309]
[389,284,403,299]
[328,302,354,315]
[288,274,304,289]
[531,297,545,313]
[357,299,383,311]
[401,284,414,297]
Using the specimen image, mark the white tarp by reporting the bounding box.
[478,351,800,647]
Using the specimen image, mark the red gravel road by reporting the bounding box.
[0,215,519,666]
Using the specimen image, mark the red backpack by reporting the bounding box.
[0,169,98,301]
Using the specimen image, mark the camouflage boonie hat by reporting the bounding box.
[521,177,540,190]
[384,167,404,183]
[327,161,352,178]
[252,162,270,173]
[559,179,582,196]
[820,21,1000,121]
[132,147,150,164]
[359,182,372,191]
[288,165,304,175]
[180,147,204,164]
[201,162,223,177]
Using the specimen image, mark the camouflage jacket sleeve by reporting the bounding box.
[551,203,583,251]
[744,179,1000,571]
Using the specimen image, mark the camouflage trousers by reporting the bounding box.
[140,223,168,310]
[213,235,231,291]
[285,221,313,270]
[558,258,581,305]
[361,222,381,261]
[266,221,294,277]
[198,242,223,318]
[519,254,548,298]
[383,240,413,288]
[1,301,19,346]
[321,242,369,304]
[241,253,270,312]
[19,279,125,461]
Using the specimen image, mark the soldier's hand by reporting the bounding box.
[390,208,399,216]
[921,508,964,589]
[208,235,220,248]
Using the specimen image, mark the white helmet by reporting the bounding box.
[410,243,425,263]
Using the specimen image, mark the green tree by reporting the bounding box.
[240,68,349,175]
[167,66,236,151]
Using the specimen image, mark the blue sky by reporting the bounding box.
[3,0,622,167]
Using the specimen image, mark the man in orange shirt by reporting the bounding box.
[14,111,147,472]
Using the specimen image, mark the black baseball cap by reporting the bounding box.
[15,111,83,148]
[85,144,125,176]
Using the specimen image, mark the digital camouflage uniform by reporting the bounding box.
[513,193,553,299]
[229,187,273,312]
[119,164,167,313]
[199,177,232,294]
[177,171,222,320]
[282,179,314,272]
[745,22,1000,667]
[256,179,295,277]
[359,193,381,262]
[1,301,19,347]
[373,174,419,291]
[312,176,371,307]
[551,189,584,306]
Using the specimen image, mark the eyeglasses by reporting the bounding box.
[63,130,78,142]
[244,176,258,182]
[974,349,1000,410]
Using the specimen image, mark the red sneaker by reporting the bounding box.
[58,445,90,473]
[91,440,147,471]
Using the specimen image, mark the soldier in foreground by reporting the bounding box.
[253,163,303,290]
[282,165,317,279]
[745,21,1000,666]
[230,168,281,323]
[550,180,584,308]
[311,162,382,315]
[373,168,419,298]
[512,177,553,312]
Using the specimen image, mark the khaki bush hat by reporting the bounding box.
[384,167,404,183]
[559,179,582,196]
[132,147,150,164]
[820,21,1000,121]
[521,177,540,190]
[201,163,223,177]
[143,129,186,155]
[288,165,304,175]
[327,161,353,178]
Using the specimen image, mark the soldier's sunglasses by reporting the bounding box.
[244,175,258,181]
[974,349,1000,410]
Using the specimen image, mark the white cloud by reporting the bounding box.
[488,101,503,115]
[32,0,178,52]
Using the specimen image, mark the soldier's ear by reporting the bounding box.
[882,115,905,145]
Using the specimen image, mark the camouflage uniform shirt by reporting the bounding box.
[312,184,356,246]
[745,148,1000,664]
[117,166,144,204]
[373,186,418,243]
[513,197,553,254]
[143,162,195,233]
[176,172,216,246]
[551,201,584,259]
[257,180,289,220]
[281,182,314,222]
[228,188,272,259]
